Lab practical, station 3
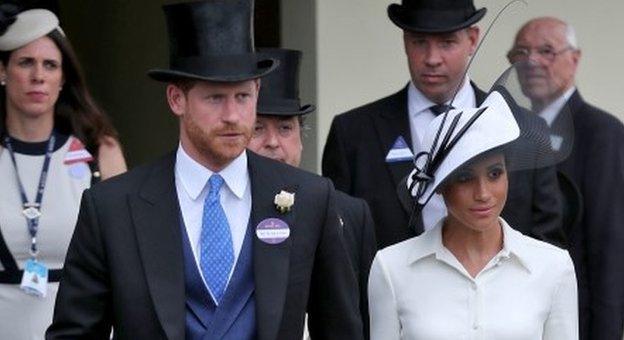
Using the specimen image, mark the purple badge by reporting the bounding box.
[256,218,290,244]
[68,162,89,179]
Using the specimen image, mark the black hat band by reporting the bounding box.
[401,8,476,28]
[257,97,301,113]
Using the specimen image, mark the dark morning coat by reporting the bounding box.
[322,85,564,249]
[553,90,624,340]
[46,151,363,340]
[334,191,377,339]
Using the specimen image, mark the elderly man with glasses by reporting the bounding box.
[510,16,624,340]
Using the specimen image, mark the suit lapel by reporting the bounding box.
[129,153,185,340]
[248,152,293,340]
[472,82,487,105]
[553,90,582,173]
[373,86,414,196]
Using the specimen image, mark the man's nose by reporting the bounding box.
[222,99,241,123]
[264,127,280,148]
[424,46,443,66]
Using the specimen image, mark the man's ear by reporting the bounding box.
[571,48,581,69]
[466,26,480,56]
[166,84,187,117]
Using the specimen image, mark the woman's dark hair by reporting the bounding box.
[0,29,119,155]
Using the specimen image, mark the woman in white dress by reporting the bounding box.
[368,88,578,340]
[0,6,126,339]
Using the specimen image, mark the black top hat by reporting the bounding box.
[387,0,486,33]
[256,48,315,116]
[148,0,277,82]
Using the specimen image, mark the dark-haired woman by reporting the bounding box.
[0,8,126,338]
[368,91,577,339]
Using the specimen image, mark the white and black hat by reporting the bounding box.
[0,6,60,51]
[402,64,572,210]
[408,90,519,205]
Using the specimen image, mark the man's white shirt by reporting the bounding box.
[175,144,252,297]
[407,77,476,230]
[538,87,575,127]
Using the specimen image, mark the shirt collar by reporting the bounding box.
[175,144,249,200]
[407,76,477,116]
[499,218,533,273]
[538,86,576,127]
[408,217,533,273]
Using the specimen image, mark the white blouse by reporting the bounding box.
[368,218,578,340]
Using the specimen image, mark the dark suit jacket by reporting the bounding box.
[322,85,563,249]
[553,90,624,340]
[334,191,377,339]
[46,151,363,340]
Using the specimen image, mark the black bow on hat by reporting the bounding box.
[148,0,278,83]
[387,0,487,33]
[256,48,315,116]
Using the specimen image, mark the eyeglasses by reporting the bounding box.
[507,45,575,63]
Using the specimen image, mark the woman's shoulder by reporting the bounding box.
[375,229,438,268]
[504,222,573,270]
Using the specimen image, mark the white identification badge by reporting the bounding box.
[20,259,48,298]
[385,136,414,163]
[550,134,564,151]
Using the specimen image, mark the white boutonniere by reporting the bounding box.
[274,190,295,214]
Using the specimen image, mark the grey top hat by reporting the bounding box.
[256,48,315,116]
[148,0,278,83]
[0,6,60,51]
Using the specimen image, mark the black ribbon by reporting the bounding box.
[4,133,55,257]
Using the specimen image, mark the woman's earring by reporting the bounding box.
[0,79,5,86]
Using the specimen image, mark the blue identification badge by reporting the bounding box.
[20,259,48,298]
[385,136,414,163]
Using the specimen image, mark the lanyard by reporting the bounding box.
[4,133,55,258]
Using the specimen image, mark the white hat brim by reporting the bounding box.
[411,90,520,205]
[0,9,59,51]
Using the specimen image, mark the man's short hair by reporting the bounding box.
[171,79,197,94]
[564,23,579,49]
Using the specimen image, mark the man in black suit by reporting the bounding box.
[322,0,564,249]
[510,17,624,340]
[46,2,363,340]
[248,48,377,339]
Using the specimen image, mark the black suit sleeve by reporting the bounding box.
[585,124,624,340]
[307,183,364,340]
[357,199,377,340]
[46,190,112,339]
[529,165,566,247]
[322,116,351,193]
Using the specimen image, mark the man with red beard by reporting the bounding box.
[322,0,564,249]
[510,17,624,340]
[47,1,363,339]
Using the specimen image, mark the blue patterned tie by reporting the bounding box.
[200,174,234,304]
